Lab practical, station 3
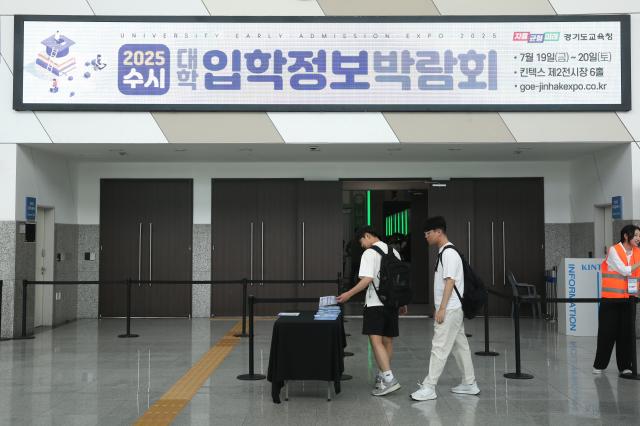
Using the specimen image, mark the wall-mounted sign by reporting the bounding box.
[13,15,631,112]
[612,195,623,219]
[25,197,37,222]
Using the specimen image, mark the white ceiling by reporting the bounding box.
[23,142,627,163]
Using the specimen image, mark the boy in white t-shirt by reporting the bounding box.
[337,226,407,396]
[411,216,480,401]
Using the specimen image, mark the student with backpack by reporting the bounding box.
[336,226,411,396]
[411,216,480,401]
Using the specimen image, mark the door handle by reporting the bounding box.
[261,221,264,286]
[149,223,153,287]
[138,222,142,287]
[491,221,495,286]
[302,221,305,287]
[502,221,506,286]
[250,222,254,286]
[467,221,471,265]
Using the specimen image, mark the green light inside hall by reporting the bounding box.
[404,210,408,234]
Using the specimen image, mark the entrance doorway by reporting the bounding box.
[594,204,613,258]
[34,206,54,328]
[99,179,193,317]
[211,179,343,316]
[342,181,430,313]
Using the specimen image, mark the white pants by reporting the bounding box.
[424,307,476,386]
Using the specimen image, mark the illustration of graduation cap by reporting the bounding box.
[36,32,77,76]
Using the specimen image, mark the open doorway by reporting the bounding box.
[594,204,613,258]
[341,181,430,314]
[34,206,55,328]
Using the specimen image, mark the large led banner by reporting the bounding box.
[13,15,631,111]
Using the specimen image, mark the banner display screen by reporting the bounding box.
[13,15,631,111]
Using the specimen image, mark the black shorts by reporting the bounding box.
[362,306,399,337]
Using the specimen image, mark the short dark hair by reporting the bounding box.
[620,224,640,243]
[423,216,447,233]
[355,226,380,240]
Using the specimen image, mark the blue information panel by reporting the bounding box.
[612,196,622,219]
[25,197,37,222]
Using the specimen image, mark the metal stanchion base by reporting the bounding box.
[341,374,352,381]
[237,373,266,381]
[344,351,354,357]
[619,373,640,380]
[475,351,500,357]
[13,336,35,340]
[233,333,249,338]
[504,372,533,380]
[118,334,139,338]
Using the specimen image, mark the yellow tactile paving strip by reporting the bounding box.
[134,321,243,426]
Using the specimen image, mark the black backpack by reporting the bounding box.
[370,245,412,308]
[437,245,487,319]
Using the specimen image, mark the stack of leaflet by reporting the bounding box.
[315,296,341,320]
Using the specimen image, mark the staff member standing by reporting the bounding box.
[593,224,640,375]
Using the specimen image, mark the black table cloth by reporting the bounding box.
[267,311,346,403]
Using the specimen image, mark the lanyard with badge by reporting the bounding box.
[629,277,638,295]
[629,251,639,295]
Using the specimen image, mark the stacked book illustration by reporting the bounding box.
[315,296,341,320]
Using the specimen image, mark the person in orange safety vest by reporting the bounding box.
[593,224,640,375]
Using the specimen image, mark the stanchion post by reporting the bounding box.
[0,280,11,341]
[234,279,249,338]
[342,298,353,357]
[504,296,533,379]
[118,279,139,338]
[620,297,640,380]
[13,280,35,340]
[475,294,499,357]
[237,295,266,380]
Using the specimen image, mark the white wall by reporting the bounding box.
[633,143,640,219]
[76,160,572,224]
[569,144,634,223]
[0,144,17,221]
[15,146,78,224]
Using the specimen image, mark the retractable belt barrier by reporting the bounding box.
[484,288,640,381]
[15,276,341,340]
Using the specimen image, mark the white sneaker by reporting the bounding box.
[373,372,383,390]
[592,368,604,375]
[450,382,480,395]
[410,383,437,401]
[620,369,632,375]
[372,377,401,396]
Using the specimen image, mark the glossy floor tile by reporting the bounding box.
[0,316,639,425]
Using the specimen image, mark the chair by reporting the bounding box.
[507,271,542,319]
